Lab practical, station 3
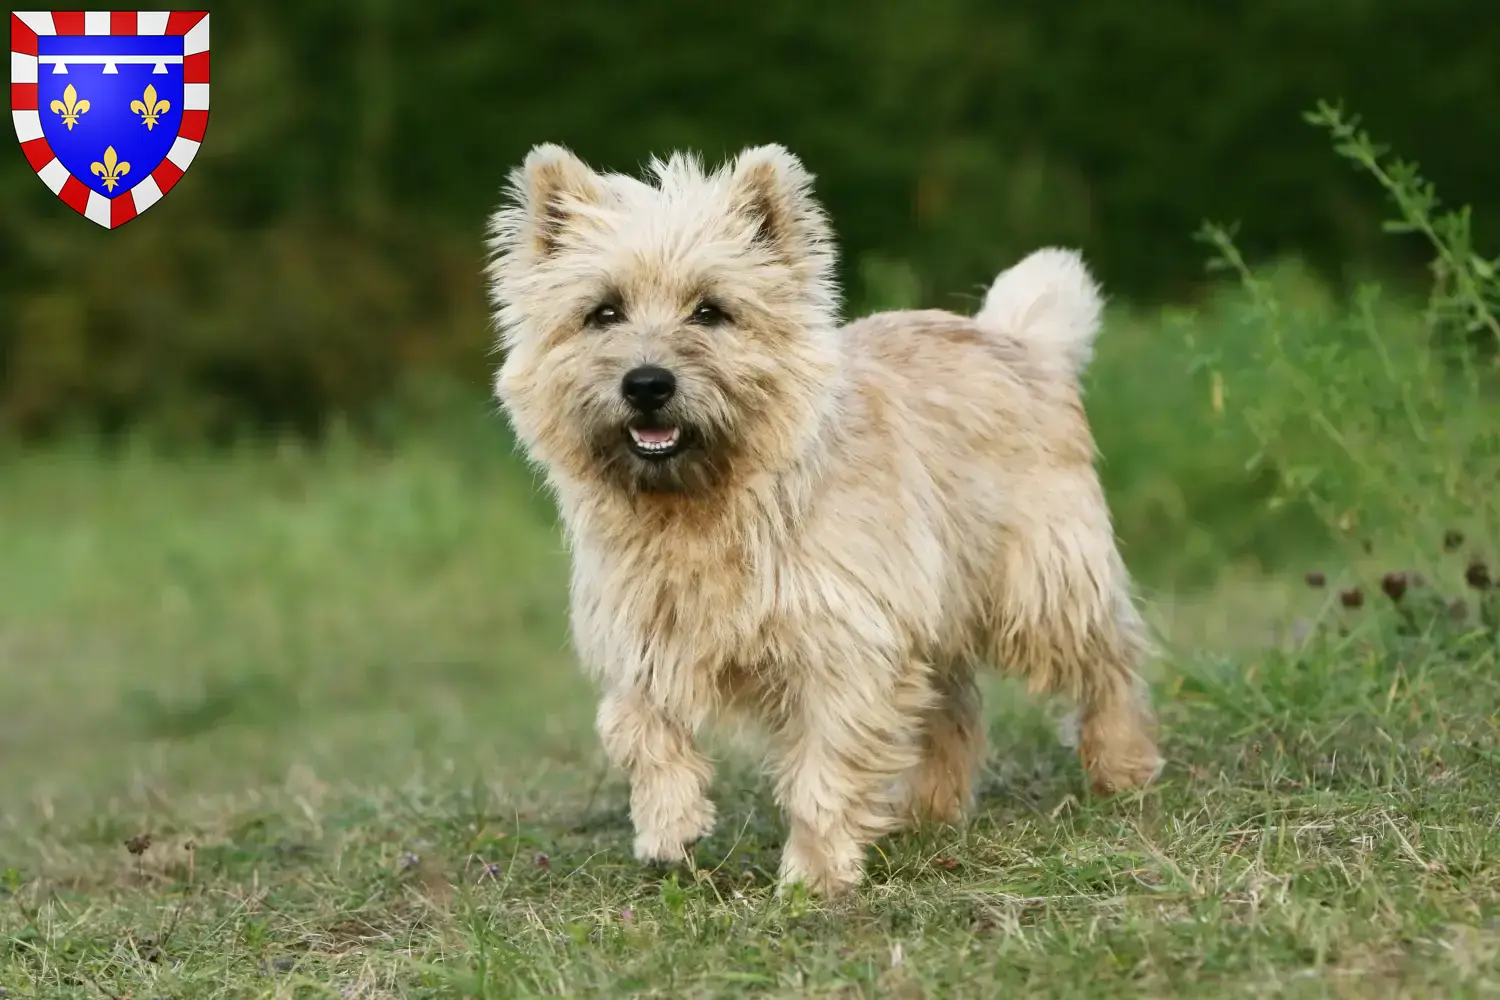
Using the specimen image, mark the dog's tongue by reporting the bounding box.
[635,428,676,445]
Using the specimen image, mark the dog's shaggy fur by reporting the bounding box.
[485,143,1163,897]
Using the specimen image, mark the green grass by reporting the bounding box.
[2,391,1498,998]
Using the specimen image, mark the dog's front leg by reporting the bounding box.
[772,657,935,897]
[596,687,716,864]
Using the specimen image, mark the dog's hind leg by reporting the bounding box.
[1073,670,1161,794]
[901,666,986,826]
[991,470,1163,795]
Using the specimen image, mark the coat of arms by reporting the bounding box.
[10,11,209,228]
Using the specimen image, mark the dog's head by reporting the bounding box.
[486,144,843,497]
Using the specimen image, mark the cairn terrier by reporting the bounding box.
[485,143,1162,897]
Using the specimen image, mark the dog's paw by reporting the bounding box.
[777,838,863,899]
[1088,752,1165,796]
[901,778,971,829]
[631,797,716,864]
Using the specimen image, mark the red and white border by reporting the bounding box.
[10,11,209,229]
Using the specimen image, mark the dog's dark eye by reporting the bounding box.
[689,302,729,326]
[587,303,624,328]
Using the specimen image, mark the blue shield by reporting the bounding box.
[12,11,208,228]
[35,33,185,200]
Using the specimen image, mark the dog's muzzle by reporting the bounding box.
[620,365,686,460]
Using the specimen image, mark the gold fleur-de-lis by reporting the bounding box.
[90,146,130,192]
[50,83,90,130]
[130,84,170,130]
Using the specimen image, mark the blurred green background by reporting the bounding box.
[3,0,1498,444]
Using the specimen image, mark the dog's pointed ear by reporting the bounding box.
[727,145,833,267]
[501,143,608,260]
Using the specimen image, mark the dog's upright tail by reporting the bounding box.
[972,248,1103,379]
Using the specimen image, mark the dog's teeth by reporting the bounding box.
[630,427,681,451]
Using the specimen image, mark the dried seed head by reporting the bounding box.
[1381,571,1408,602]
[1444,530,1465,552]
[1340,588,1365,609]
[535,852,551,870]
[1466,559,1492,591]
[124,834,152,856]
[1305,571,1327,588]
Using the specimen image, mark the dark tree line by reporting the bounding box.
[3,0,1495,441]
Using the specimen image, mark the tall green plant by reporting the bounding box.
[1194,102,1500,560]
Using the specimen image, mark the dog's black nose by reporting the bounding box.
[621,365,677,411]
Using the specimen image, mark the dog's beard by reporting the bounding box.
[581,405,738,495]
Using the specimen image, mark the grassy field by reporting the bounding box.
[3,297,1499,999]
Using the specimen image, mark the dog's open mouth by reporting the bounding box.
[626,423,684,460]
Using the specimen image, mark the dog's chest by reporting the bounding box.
[571,520,904,704]
[571,531,769,684]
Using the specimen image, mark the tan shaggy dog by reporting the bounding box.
[485,142,1163,897]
